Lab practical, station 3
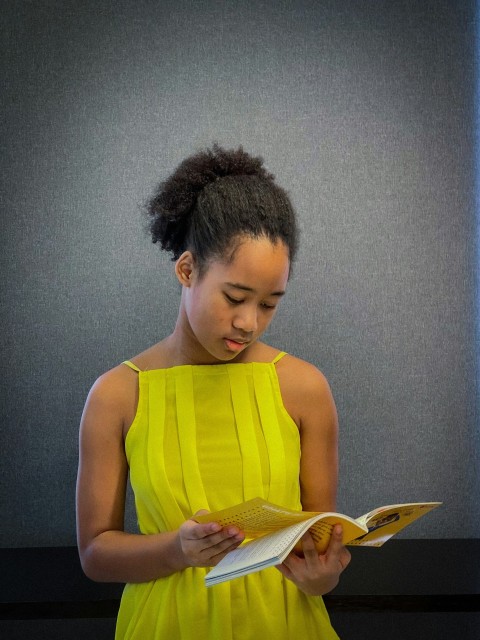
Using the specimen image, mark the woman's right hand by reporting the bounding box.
[177,513,245,567]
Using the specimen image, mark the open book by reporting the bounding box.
[194,498,441,586]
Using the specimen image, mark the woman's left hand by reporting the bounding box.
[276,525,351,595]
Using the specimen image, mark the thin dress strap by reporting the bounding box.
[123,360,142,372]
[272,351,287,364]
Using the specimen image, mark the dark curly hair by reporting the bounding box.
[146,144,298,275]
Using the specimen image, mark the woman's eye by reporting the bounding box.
[261,303,276,310]
[225,294,243,305]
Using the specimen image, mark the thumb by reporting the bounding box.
[190,510,222,536]
[328,524,344,552]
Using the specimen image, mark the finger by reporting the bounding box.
[184,519,222,540]
[300,532,320,568]
[276,562,294,580]
[281,549,303,573]
[339,547,352,570]
[197,526,245,557]
[208,537,246,564]
[200,528,246,565]
[327,526,351,573]
[327,524,344,555]
[210,527,245,549]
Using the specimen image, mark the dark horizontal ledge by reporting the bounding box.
[1,542,479,620]
[2,594,479,620]
[0,600,120,620]
[323,594,480,613]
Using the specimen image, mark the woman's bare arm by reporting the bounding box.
[277,355,338,511]
[276,356,350,594]
[76,368,244,583]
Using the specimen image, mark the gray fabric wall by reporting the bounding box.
[1,0,478,546]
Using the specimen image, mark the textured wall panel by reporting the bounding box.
[1,0,477,545]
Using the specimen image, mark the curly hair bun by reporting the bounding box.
[147,144,298,268]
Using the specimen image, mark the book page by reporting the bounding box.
[205,520,316,586]
[308,516,368,553]
[194,498,320,539]
[350,502,441,547]
[195,498,367,552]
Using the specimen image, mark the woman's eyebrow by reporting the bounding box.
[225,282,285,297]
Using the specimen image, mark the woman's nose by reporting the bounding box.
[233,306,258,333]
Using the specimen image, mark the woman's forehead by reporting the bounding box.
[207,237,290,288]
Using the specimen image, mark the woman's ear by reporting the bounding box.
[175,251,195,286]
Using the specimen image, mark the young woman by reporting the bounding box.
[76,145,350,639]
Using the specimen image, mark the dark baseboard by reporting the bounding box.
[1,541,479,620]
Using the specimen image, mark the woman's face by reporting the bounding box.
[180,236,290,363]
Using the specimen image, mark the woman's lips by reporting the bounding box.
[224,338,247,352]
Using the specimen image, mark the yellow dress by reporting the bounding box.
[115,354,339,640]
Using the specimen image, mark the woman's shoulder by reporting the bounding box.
[273,352,335,429]
[84,356,149,437]
[276,352,332,395]
[91,341,168,403]
[244,342,331,390]
[87,341,173,413]
[87,362,138,413]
